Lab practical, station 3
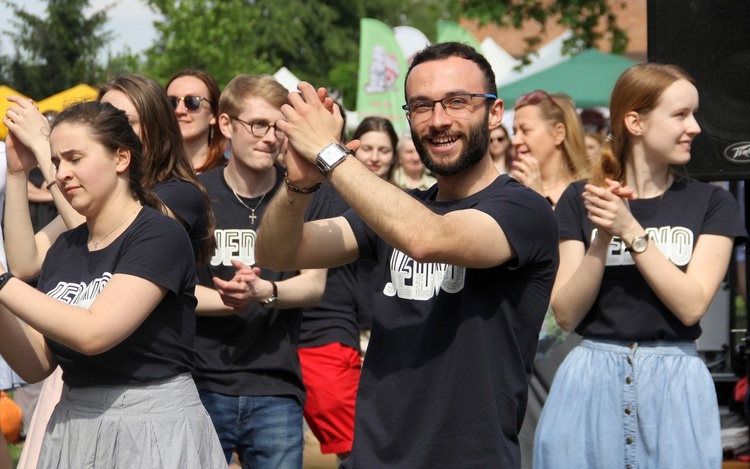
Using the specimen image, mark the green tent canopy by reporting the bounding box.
[496,49,640,108]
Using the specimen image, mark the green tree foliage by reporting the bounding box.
[143,0,270,86]
[143,0,454,110]
[0,0,135,98]
[460,0,629,57]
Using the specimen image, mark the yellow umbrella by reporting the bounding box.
[0,85,30,141]
[35,83,99,115]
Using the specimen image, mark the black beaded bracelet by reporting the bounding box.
[284,172,322,194]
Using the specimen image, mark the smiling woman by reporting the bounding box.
[534,63,748,469]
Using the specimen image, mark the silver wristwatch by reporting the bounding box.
[316,143,351,176]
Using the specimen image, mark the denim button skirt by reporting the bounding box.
[534,339,721,469]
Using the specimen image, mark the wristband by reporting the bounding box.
[0,272,14,291]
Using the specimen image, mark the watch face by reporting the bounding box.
[320,144,347,165]
[632,236,648,253]
[261,296,278,309]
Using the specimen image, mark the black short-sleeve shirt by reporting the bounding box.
[41,207,197,387]
[341,174,559,468]
[556,178,747,341]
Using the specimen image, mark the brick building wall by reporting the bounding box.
[461,0,647,61]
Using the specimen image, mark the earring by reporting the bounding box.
[209,124,214,143]
[636,131,642,136]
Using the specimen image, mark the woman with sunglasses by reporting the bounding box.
[511,90,590,207]
[4,74,216,467]
[0,100,225,468]
[166,70,227,173]
[534,63,746,468]
[489,123,512,174]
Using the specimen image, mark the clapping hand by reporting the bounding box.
[582,178,640,239]
[213,259,274,312]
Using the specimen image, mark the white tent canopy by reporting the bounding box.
[496,30,576,87]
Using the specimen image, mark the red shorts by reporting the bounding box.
[298,342,361,455]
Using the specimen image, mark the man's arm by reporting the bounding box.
[262,82,514,270]
[197,260,328,316]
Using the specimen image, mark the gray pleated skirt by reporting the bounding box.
[38,373,226,468]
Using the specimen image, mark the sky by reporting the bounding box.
[0,0,159,59]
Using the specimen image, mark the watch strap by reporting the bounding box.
[0,272,14,291]
[261,281,278,308]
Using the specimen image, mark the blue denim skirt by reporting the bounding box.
[534,339,721,469]
[39,373,226,468]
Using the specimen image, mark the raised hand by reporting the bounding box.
[5,131,39,177]
[3,96,50,155]
[277,82,345,169]
[510,153,543,195]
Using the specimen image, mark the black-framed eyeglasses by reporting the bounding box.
[514,90,556,108]
[169,95,211,111]
[402,93,497,122]
[230,116,286,139]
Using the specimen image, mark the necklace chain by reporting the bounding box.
[89,209,138,249]
[226,174,267,224]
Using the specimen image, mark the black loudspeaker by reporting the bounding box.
[648,0,750,181]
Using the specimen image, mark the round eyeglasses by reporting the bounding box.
[230,116,286,139]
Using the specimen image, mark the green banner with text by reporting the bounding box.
[356,18,409,135]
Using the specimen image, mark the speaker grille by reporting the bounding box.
[648,0,750,180]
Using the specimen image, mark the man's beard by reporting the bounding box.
[411,118,490,177]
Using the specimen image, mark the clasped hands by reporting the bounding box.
[583,178,642,242]
[275,82,359,188]
[3,96,51,178]
[213,260,274,313]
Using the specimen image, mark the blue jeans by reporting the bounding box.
[198,390,303,469]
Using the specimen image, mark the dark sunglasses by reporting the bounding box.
[514,90,556,107]
[169,95,211,111]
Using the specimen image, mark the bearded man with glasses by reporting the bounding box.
[192,74,328,469]
[256,42,559,468]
